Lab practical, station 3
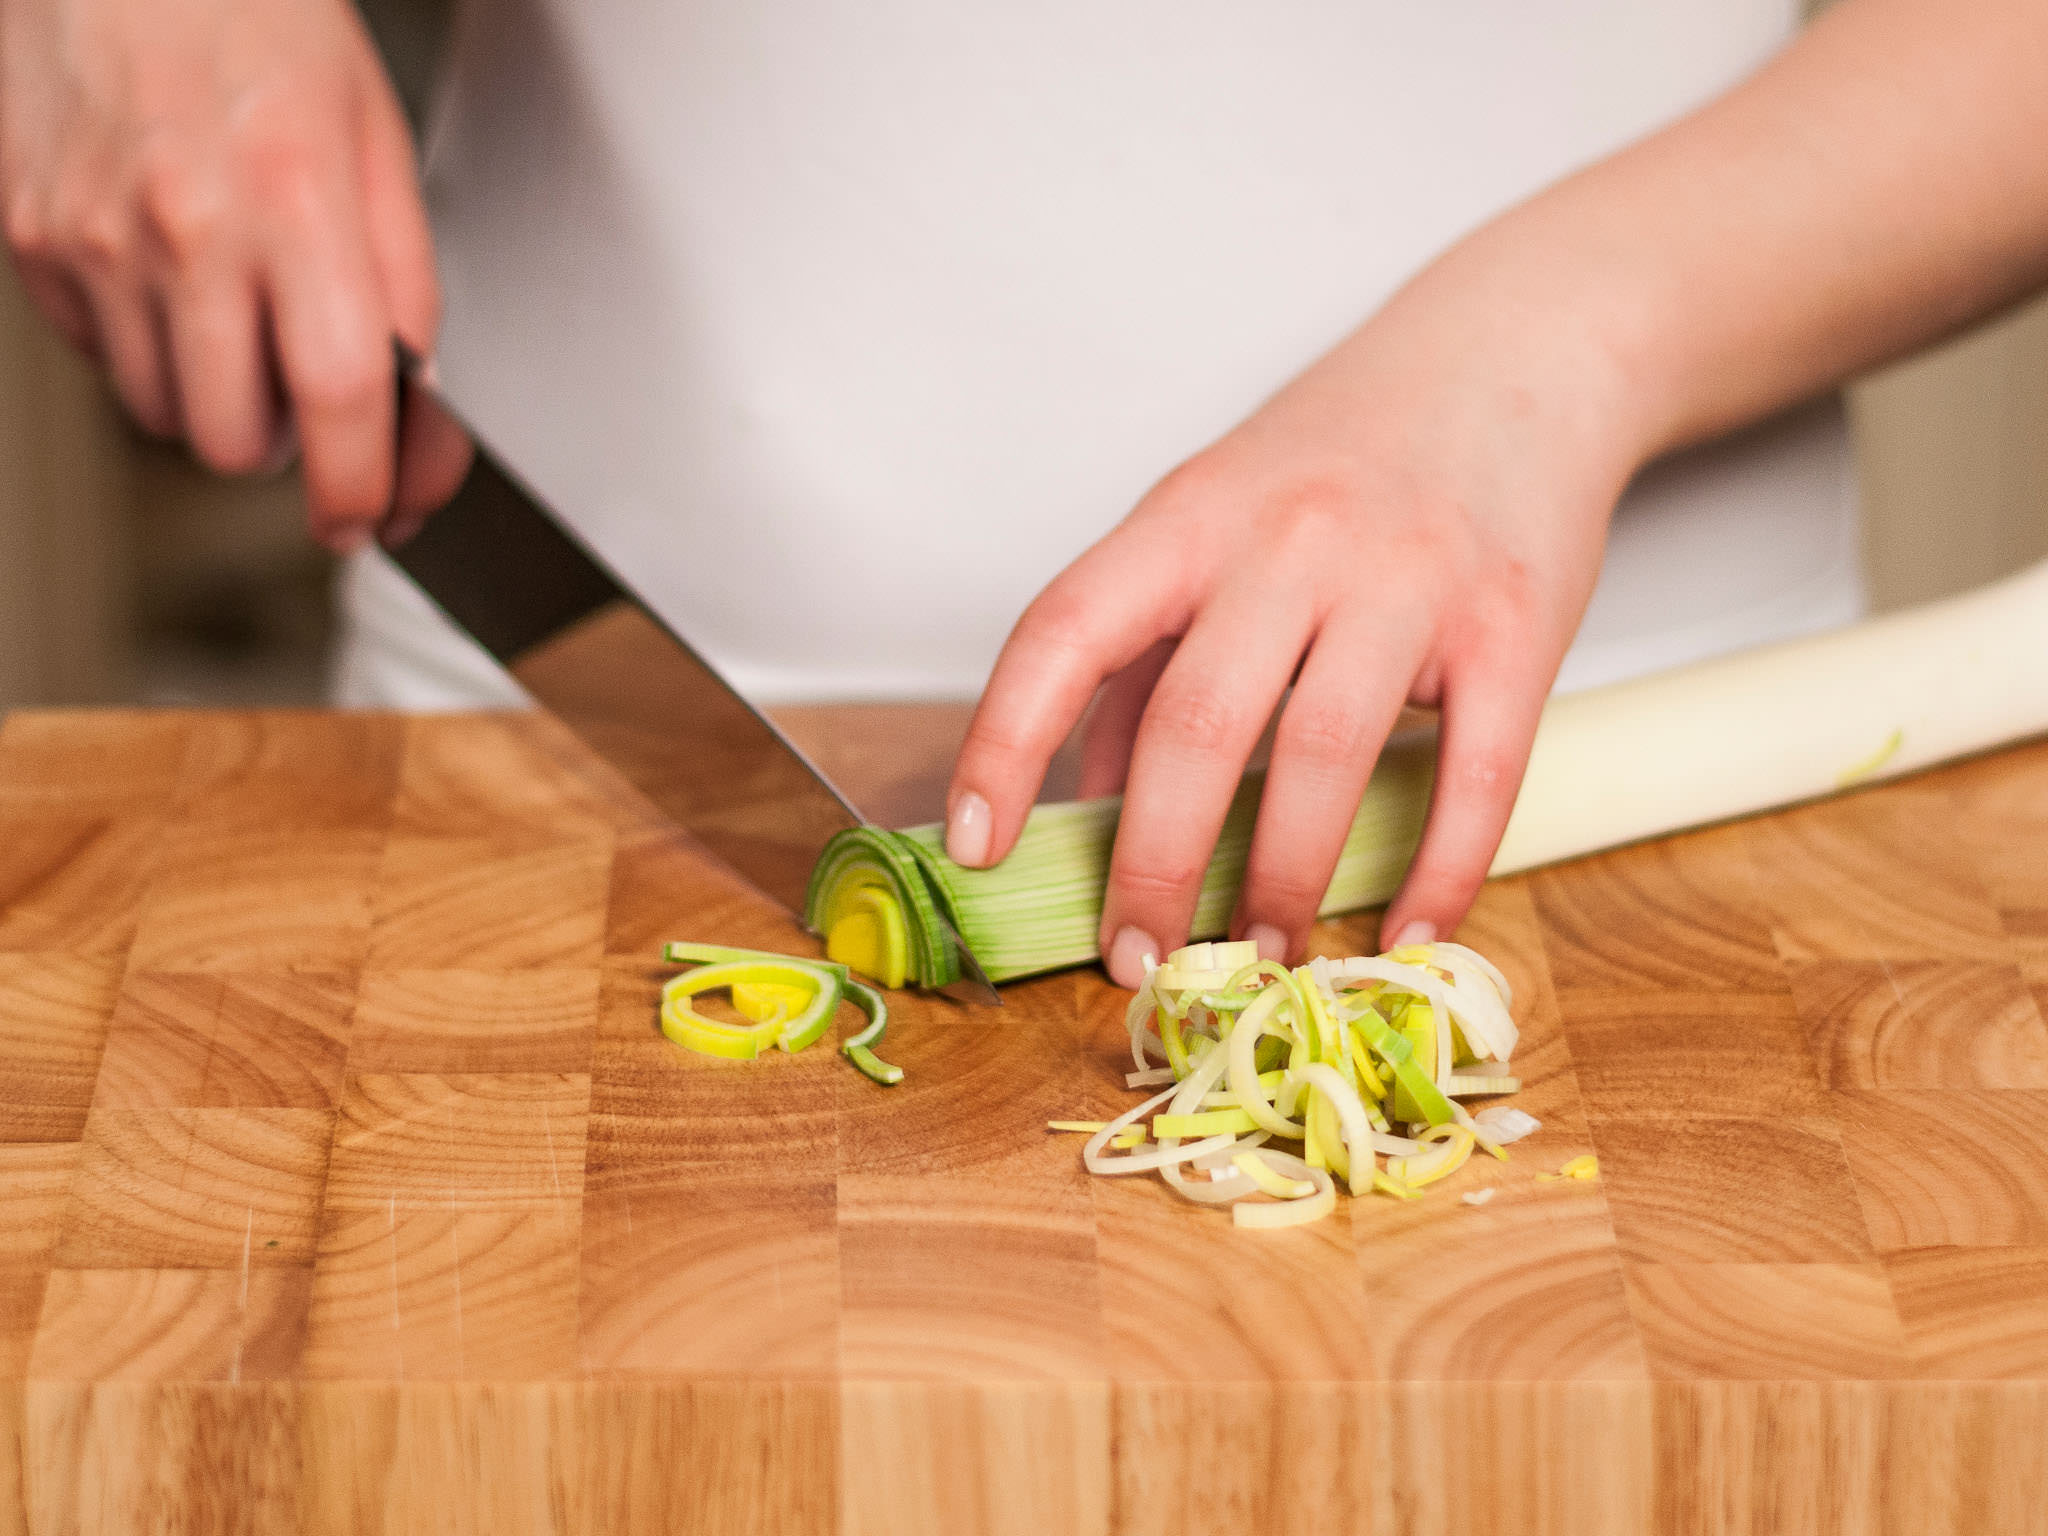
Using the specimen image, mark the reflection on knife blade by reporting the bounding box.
[386,351,1001,1004]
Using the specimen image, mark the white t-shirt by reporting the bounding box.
[333,0,1863,709]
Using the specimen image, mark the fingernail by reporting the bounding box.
[1106,925,1158,989]
[1391,920,1436,949]
[1246,922,1288,963]
[945,791,992,867]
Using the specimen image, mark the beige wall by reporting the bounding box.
[0,274,135,706]
[1850,293,2048,610]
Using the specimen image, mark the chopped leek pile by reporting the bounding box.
[658,942,901,1085]
[1061,937,1540,1228]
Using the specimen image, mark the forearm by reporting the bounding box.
[1415,0,2048,470]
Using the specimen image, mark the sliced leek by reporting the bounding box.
[805,829,960,989]
[661,960,834,1061]
[658,942,900,1084]
[841,978,902,1086]
[1067,937,1529,1226]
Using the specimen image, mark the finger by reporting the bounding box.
[1233,598,1434,963]
[354,70,440,350]
[163,272,275,474]
[79,272,177,437]
[1377,646,1550,951]
[6,183,100,353]
[353,74,462,544]
[258,147,394,549]
[946,519,1196,867]
[14,257,99,354]
[1098,578,1319,987]
[1077,638,1175,798]
[381,381,473,547]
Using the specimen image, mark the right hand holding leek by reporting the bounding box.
[944,262,1641,988]
[944,0,2048,990]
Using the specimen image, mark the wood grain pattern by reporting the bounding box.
[0,707,2044,1533]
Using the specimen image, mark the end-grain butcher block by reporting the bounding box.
[0,707,2044,1534]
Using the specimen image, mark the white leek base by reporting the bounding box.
[1493,554,2048,877]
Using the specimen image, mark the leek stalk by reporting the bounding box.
[809,558,2048,988]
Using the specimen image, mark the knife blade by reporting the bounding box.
[385,352,1001,1006]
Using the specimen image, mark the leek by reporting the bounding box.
[1539,1154,1601,1184]
[808,558,2048,988]
[841,978,902,1086]
[657,943,901,1084]
[1068,937,1525,1226]
[660,959,840,1061]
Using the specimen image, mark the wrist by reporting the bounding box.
[1305,227,1660,534]
[1425,211,1677,488]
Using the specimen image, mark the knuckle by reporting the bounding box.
[1245,866,1327,918]
[66,197,131,267]
[1447,574,1543,677]
[961,713,1037,768]
[1013,584,1101,660]
[1275,696,1371,770]
[1148,681,1249,754]
[233,111,325,213]
[1263,471,1364,550]
[1114,847,1207,905]
[1139,449,1231,520]
[138,153,228,262]
[293,339,387,416]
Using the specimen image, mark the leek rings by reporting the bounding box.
[1073,937,1532,1228]
[658,943,899,1083]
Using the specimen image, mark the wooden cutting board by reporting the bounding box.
[1,707,2045,1535]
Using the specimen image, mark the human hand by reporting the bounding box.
[946,257,1654,987]
[0,0,468,550]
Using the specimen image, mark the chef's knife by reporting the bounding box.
[385,350,1001,1005]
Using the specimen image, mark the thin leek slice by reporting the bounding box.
[841,978,902,1085]
[1232,1155,1337,1229]
[1445,1073,1521,1097]
[1232,1151,1315,1200]
[1390,1124,1476,1188]
[1153,1107,1262,1139]
[662,960,830,1061]
[1060,937,1524,1227]
[1349,1008,1455,1129]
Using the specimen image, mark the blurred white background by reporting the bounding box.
[1,0,2042,711]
